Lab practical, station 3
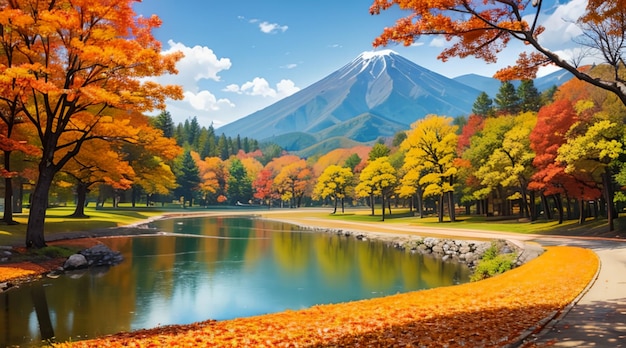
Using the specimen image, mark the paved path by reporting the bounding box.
[522,236,626,347]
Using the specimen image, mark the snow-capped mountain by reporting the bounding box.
[218,50,482,150]
[219,51,573,154]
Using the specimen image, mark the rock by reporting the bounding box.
[64,254,88,270]
[79,244,124,267]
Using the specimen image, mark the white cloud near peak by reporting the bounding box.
[225,78,300,98]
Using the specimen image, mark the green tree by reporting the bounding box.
[313,165,354,214]
[494,81,520,115]
[368,143,391,160]
[217,134,229,160]
[472,92,494,117]
[153,111,176,138]
[227,158,252,205]
[518,80,542,112]
[344,154,362,171]
[175,150,201,208]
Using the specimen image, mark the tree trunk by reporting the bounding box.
[438,194,444,223]
[540,194,551,220]
[602,169,615,232]
[332,196,338,214]
[553,194,563,224]
[25,167,55,248]
[417,189,424,218]
[448,191,456,222]
[70,182,89,218]
[518,180,530,219]
[578,199,586,224]
[529,191,537,221]
[370,194,375,216]
[341,197,345,213]
[381,194,385,221]
[2,150,16,224]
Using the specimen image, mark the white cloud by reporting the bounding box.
[183,90,235,112]
[275,79,300,97]
[162,40,232,89]
[226,78,300,98]
[533,0,586,47]
[259,21,288,34]
[282,63,298,69]
[429,37,446,48]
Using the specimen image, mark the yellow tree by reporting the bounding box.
[370,0,626,107]
[355,156,397,221]
[0,1,183,247]
[557,117,624,231]
[273,159,312,208]
[401,115,458,222]
[474,112,537,219]
[313,165,354,214]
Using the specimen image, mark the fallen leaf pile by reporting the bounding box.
[0,262,48,283]
[50,246,597,347]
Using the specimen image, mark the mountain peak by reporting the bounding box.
[359,49,397,60]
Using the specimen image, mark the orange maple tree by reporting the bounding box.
[0,0,183,247]
[370,0,626,107]
[528,99,601,224]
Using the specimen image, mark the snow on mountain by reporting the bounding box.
[218,51,482,151]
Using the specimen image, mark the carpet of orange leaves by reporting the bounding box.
[50,246,597,348]
[0,262,46,282]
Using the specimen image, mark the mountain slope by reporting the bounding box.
[454,69,574,97]
[219,50,481,145]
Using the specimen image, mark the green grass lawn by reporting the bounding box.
[0,204,621,247]
[0,205,167,246]
[304,206,620,236]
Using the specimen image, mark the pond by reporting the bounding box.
[0,216,471,346]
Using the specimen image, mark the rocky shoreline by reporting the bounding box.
[299,225,545,269]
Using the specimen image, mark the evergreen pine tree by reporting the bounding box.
[494,81,520,115]
[518,80,542,112]
[227,158,252,204]
[217,134,229,160]
[153,111,175,138]
[472,91,494,117]
[175,150,201,207]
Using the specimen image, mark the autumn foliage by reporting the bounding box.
[50,246,597,347]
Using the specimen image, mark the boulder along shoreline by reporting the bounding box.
[297,224,545,269]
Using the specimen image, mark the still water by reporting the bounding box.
[1,216,470,346]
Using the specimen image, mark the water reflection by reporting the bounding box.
[0,216,470,346]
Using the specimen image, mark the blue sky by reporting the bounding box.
[133,0,588,128]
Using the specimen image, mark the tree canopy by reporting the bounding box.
[370,0,626,107]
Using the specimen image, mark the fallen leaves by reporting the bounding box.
[0,262,46,282]
[47,246,598,348]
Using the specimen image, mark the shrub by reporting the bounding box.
[470,241,517,282]
[32,246,76,259]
